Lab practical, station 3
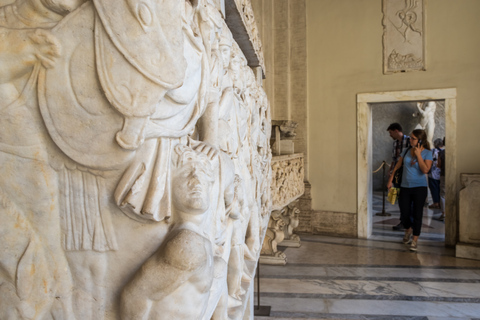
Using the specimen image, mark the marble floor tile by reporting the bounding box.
[254,233,480,319]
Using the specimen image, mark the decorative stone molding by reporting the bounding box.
[271,153,305,211]
[225,0,266,75]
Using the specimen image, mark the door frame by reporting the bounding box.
[357,88,457,245]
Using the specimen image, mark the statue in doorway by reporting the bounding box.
[415,101,436,147]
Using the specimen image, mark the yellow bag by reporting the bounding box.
[387,188,399,205]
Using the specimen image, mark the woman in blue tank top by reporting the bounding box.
[388,129,433,252]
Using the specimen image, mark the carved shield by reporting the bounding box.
[93,0,186,88]
[38,3,134,169]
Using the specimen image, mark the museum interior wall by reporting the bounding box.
[251,0,480,239]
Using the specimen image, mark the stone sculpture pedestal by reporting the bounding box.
[259,255,287,266]
[456,174,480,261]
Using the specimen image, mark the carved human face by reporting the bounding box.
[172,162,213,214]
[220,45,232,69]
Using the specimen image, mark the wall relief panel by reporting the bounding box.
[383,0,425,74]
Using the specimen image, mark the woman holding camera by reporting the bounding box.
[388,129,433,251]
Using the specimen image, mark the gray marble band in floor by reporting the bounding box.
[255,292,480,303]
[259,311,430,320]
[259,266,480,282]
[297,238,451,255]
[256,297,480,318]
[270,263,480,270]
[259,275,480,283]
[371,231,445,242]
[258,278,480,300]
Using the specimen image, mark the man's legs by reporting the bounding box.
[428,177,441,208]
[393,182,405,231]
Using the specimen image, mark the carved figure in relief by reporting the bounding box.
[111,0,220,223]
[120,145,215,320]
[226,178,249,304]
[0,0,87,318]
[260,210,286,259]
[387,50,422,70]
[415,101,436,148]
[282,202,301,243]
[392,0,422,42]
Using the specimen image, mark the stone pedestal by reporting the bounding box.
[456,174,480,261]
[296,181,312,233]
[260,209,288,265]
[278,200,301,248]
[259,255,287,266]
[272,140,295,155]
[261,154,305,265]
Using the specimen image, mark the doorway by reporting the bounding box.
[357,89,457,246]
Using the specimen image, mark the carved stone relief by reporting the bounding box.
[383,0,425,73]
[260,154,305,265]
[456,174,480,261]
[225,0,265,73]
[271,153,305,211]
[259,209,287,265]
[0,0,271,319]
[271,120,298,156]
[259,200,302,265]
[278,200,301,248]
[458,174,480,245]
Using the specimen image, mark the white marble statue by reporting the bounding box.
[0,0,271,319]
[415,101,436,147]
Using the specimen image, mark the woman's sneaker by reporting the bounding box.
[410,241,418,252]
[403,231,413,244]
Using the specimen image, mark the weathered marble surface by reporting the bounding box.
[414,101,436,147]
[456,174,480,261]
[278,201,301,248]
[0,0,271,319]
[271,153,305,211]
[260,153,305,265]
[225,0,265,73]
[383,0,425,73]
[271,120,297,156]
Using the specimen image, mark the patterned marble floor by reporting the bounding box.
[254,193,480,320]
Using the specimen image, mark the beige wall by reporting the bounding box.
[252,0,309,178]
[307,0,480,213]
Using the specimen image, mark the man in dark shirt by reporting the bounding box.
[387,123,410,231]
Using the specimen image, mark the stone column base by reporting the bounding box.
[259,255,287,265]
[279,239,301,248]
[456,243,480,261]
